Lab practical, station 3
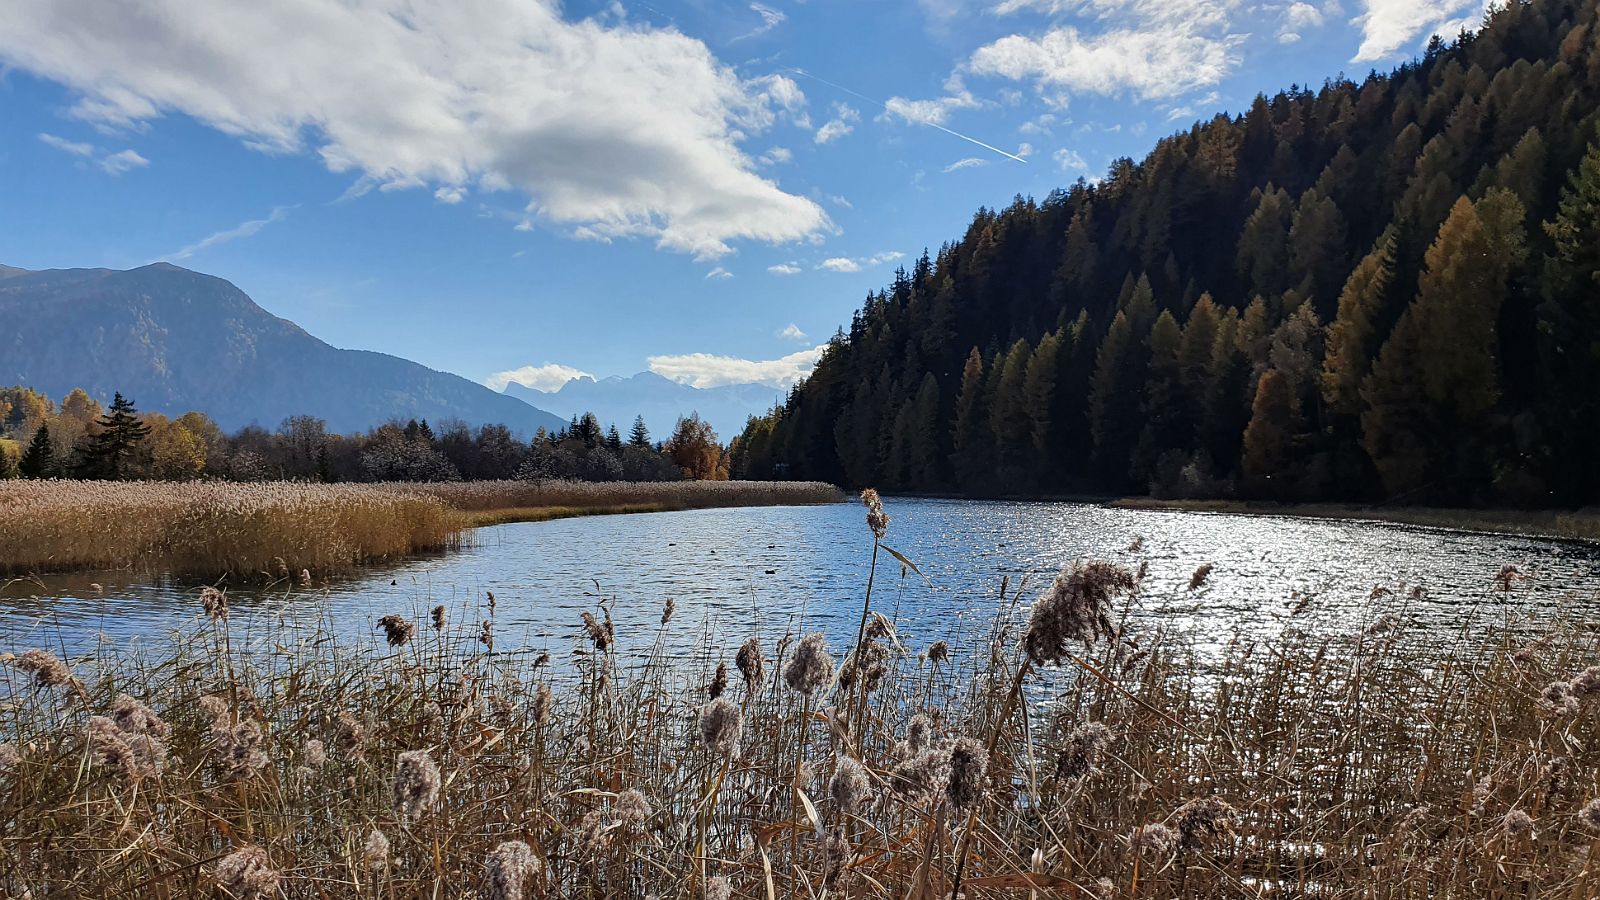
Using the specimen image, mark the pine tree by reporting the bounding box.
[629,415,652,448]
[19,424,54,478]
[77,393,151,480]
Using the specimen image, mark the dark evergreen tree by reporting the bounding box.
[19,424,54,478]
[77,393,151,480]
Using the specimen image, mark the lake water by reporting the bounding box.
[3,498,1598,663]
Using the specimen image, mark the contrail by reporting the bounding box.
[783,67,1027,164]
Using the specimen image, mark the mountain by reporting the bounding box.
[737,0,1600,508]
[504,371,782,440]
[0,262,567,436]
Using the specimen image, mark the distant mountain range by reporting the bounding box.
[503,372,782,440]
[0,262,567,435]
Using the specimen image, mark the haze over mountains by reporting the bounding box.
[503,373,781,440]
[0,262,568,435]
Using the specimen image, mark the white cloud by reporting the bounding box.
[969,25,1238,100]
[882,92,981,127]
[768,262,802,275]
[98,148,149,174]
[735,2,787,40]
[705,266,734,279]
[1285,1,1326,28]
[1054,148,1088,171]
[827,194,853,208]
[0,0,830,260]
[648,345,825,389]
[40,132,148,174]
[778,323,808,341]
[814,102,860,144]
[757,146,793,166]
[1352,0,1486,62]
[1016,141,1035,158]
[487,362,593,392]
[817,250,902,273]
[992,0,1237,29]
[434,185,466,204]
[38,132,93,157]
[943,157,987,172]
[1280,31,1303,42]
[169,205,291,261]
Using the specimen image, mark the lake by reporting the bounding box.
[3,498,1597,662]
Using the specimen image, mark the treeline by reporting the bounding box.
[736,0,1600,506]
[0,386,731,482]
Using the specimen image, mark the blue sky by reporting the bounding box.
[0,0,1486,393]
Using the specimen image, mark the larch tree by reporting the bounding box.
[951,347,990,487]
[1538,127,1600,500]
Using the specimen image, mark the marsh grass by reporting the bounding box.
[0,479,842,578]
[3,496,1600,898]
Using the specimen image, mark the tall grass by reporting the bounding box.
[393,478,844,513]
[2,495,1599,897]
[0,479,842,578]
[0,480,462,579]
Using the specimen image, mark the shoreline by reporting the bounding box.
[1108,497,1600,546]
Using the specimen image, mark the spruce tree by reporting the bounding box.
[78,393,151,480]
[628,416,652,449]
[19,424,54,478]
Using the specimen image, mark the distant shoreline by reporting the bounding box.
[1108,497,1600,546]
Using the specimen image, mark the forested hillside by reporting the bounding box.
[734,0,1600,506]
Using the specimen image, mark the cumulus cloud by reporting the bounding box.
[486,362,593,392]
[169,205,292,261]
[705,266,734,279]
[1053,147,1088,171]
[778,323,808,341]
[434,185,466,204]
[757,146,793,166]
[817,250,902,272]
[882,91,982,127]
[1353,0,1487,61]
[943,157,987,172]
[0,0,830,259]
[969,25,1238,100]
[648,345,825,389]
[815,102,860,144]
[98,148,149,174]
[768,262,802,275]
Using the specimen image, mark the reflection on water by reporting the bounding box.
[4,499,1598,662]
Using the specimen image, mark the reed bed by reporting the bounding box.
[2,494,1599,898]
[392,479,844,514]
[0,480,461,579]
[0,479,842,578]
